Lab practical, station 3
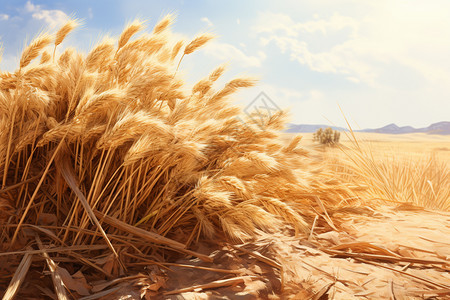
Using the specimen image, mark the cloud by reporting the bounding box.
[247,3,450,127]
[201,17,213,28]
[0,2,71,71]
[264,35,378,84]
[254,12,378,84]
[203,41,266,68]
[24,1,69,29]
[254,12,358,37]
[88,8,93,19]
[253,9,450,88]
[0,54,19,72]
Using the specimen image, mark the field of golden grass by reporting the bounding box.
[286,132,450,211]
[298,132,450,161]
[1,16,449,299]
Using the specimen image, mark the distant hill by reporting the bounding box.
[286,121,450,135]
[362,123,416,134]
[424,122,450,135]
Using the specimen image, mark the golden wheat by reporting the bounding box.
[328,142,450,210]
[19,33,53,69]
[153,14,174,35]
[184,33,215,55]
[0,16,358,296]
[117,19,145,50]
[55,19,79,47]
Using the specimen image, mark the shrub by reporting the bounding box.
[313,127,340,145]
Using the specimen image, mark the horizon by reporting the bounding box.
[288,120,449,129]
[1,1,449,128]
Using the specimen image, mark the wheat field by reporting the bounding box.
[1,16,449,299]
[0,16,361,298]
[285,132,450,210]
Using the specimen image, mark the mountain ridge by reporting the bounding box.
[285,121,450,135]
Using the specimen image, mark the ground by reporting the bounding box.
[95,205,450,299]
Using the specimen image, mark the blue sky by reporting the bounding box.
[1,0,449,128]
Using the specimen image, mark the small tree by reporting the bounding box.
[313,127,340,145]
[333,130,340,144]
[313,128,323,143]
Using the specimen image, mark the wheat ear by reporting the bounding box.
[118,20,145,50]
[20,33,53,69]
[53,19,80,59]
[175,33,215,75]
[153,14,174,35]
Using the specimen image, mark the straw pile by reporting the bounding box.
[0,16,355,297]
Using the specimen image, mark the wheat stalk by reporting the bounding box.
[174,33,215,74]
[20,33,52,69]
[53,19,80,60]
[0,15,364,296]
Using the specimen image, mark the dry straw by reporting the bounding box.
[0,16,357,297]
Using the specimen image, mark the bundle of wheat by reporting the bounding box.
[0,16,355,297]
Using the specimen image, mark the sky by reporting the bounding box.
[0,0,449,129]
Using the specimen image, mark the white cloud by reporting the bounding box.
[263,35,377,84]
[260,84,303,106]
[254,12,376,84]
[253,9,450,88]
[88,8,93,19]
[0,2,71,71]
[0,54,19,72]
[254,12,358,36]
[254,13,298,37]
[257,51,266,61]
[249,3,450,127]
[203,41,266,68]
[201,17,213,28]
[236,19,240,25]
[25,1,69,29]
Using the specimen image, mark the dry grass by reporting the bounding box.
[331,149,449,210]
[0,16,357,297]
[295,132,450,211]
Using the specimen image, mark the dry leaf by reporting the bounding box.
[37,213,58,226]
[56,266,91,296]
